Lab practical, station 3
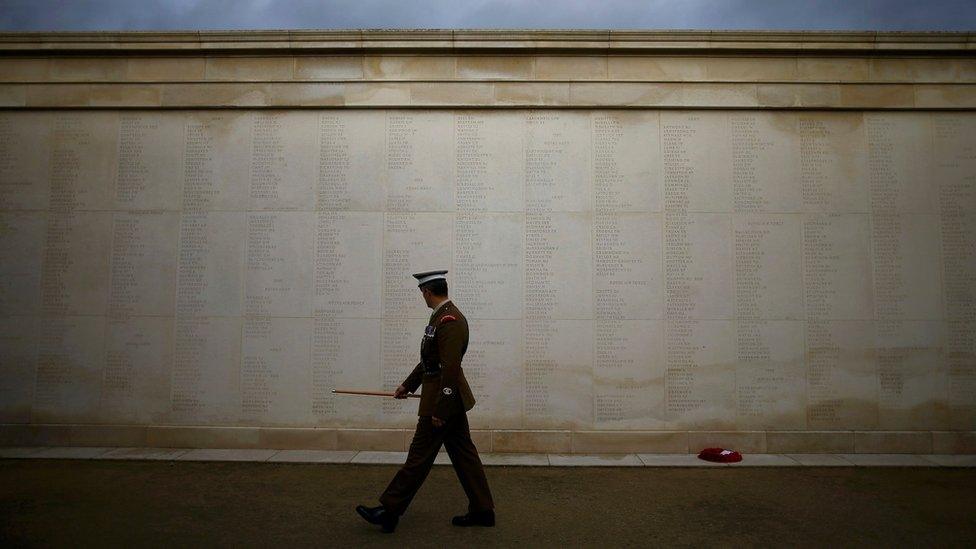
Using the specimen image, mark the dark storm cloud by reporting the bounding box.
[0,0,973,31]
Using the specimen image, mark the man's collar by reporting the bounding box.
[431,298,451,315]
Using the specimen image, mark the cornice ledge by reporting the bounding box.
[0,29,972,55]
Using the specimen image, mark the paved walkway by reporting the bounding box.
[4,457,976,546]
[2,446,974,466]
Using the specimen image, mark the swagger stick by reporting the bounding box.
[332,389,421,398]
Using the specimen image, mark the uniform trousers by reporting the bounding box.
[379,410,494,516]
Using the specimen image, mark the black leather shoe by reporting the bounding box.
[356,504,398,533]
[452,509,495,527]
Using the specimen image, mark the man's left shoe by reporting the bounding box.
[356,504,399,533]
[452,509,495,527]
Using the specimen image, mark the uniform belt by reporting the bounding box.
[423,363,441,376]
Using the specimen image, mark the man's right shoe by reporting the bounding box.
[452,509,495,527]
[356,504,399,533]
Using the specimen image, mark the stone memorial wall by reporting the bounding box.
[0,30,974,453]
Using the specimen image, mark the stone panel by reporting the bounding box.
[0,108,972,452]
[99,316,172,424]
[0,212,46,315]
[0,316,37,422]
[33,316,106,423]
[241,316,313,426]
[170,317,242,425]
[0,112,51,210]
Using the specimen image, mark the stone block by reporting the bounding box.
[342,82,411,105]
[705,57,797,81]
[786,453,855,466]
[26,84,91,107]
[854,431,934,454]
[457,56,534,80]
[50,58,126,81]
[33,446,114,459]
[125,57,206,81]
[571,431,688,453]
[336,429,408,451]
[363,55,455,79]
[161,83,272,106]
[69,425,148,447]
[147,426,263,449]
[840,453,936,466]
[687,431,767,453]
[257,428,338,450]
[97,447,191,460]
[205,57,295,80]
[757,83,842,107]
[637,453,728,466]
[870,58,967,82]
[267,450,357,463]
[796,58,870,82]
[548,453,643,466]
[0,58,50,82]
[480,452,549,466]
[90,84,161,107]
[932,431,976,454]
[407,81,493,106]
[269,82,345,106]
[350,450,407,464]
[568,82,669,106]
[0,424,71,446]
[295,56,364,80]
[177,448,277,461]
[838,84,915,108]
[0,85,26,106]
[492,430,572,453]
[493,82,570,105]
[915,84,976,108]
[608,56,708,81]
[767,431,855,453]
[535,56,607,80]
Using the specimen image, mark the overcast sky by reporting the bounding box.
[1,0,973,32]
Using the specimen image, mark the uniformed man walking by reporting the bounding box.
[356,270,495,533]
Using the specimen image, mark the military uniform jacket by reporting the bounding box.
[401,300,476,418]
